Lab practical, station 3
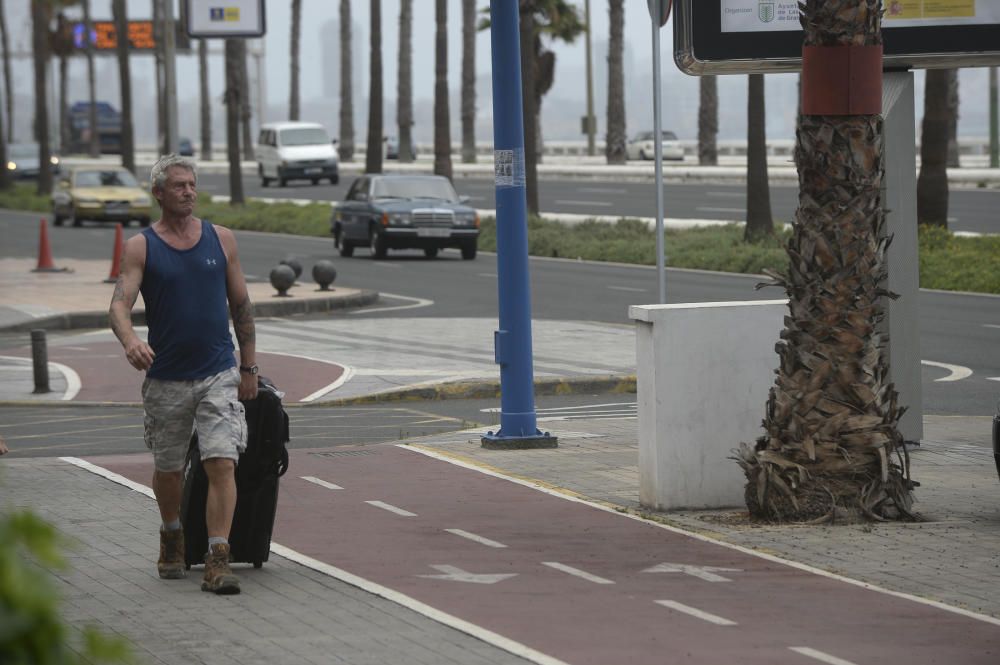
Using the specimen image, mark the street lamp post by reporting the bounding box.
[481,0,556,450]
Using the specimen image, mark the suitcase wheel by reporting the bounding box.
[253,561,262,569]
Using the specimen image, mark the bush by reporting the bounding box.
[0,183,52,213]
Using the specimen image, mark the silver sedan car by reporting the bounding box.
[625,131,684,161]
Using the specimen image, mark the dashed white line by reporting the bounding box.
[607,286,648,292]
[542,562,615,585]
[696,206,745,214]
[577,187,628,194]
[788,647,858,665]
[301,476,343,490]
[654,600,738,626]
[366,500,417,517]
[707,191,744,198]
[553,199,613,207]
[445,528,507,548]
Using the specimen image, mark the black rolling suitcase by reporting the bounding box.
[181,377,290,569]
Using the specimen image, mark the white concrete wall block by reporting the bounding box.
[629,301,788,511]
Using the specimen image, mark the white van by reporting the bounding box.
[257,121,339,187]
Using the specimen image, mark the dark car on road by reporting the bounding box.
[331,174,480,260]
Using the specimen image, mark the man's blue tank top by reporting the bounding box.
[140,220,235,381]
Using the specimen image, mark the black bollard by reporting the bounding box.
[30,329,50,394]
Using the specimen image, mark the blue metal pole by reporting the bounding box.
[482,0,555,449]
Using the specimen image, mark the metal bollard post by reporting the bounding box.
[30,329,50,394]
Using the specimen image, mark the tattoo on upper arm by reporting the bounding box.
[231,295,256,347]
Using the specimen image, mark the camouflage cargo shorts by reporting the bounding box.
[141,367,248,472]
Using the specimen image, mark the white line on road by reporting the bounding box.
[642,562,741,582]
[921,360,973,382]
[445,528,507,548]
[482,402,636,414]
[301,476,343,490]
[478,273,498,278]
[985,324,1000,329]
[553,199,613,207]
[707,191,744,198]
[696,207,745,214]
[0,356,81,401]
[542,562,615,585]
[607,285,648,292]
[654,600,737,626]
[349,292,434,315]
[577,187,628,194]
[366,500,417,517]
[788,647,859,665]
[301,367,355,403]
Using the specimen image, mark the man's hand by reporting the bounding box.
[123,336,155,371]
[238,371,258,401]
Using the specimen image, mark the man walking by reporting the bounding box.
[109,154,257,595]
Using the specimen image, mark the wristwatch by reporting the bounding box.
[239,364,259,375]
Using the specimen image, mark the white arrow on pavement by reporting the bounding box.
[642,563,742,582]
[417,565,518,585]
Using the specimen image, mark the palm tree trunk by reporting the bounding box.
[239,41,254,161]
[199,38,212,161]
[519,9,539,215]
[289,0,301,121]
[224,39,244,206]
[745,74,773,241]
[58,52,68,154]
[946,69,959,168]
[1,0,15,143]
[83,0,99,157]
[698,75,718,165]
[31,1,52,195]
[917,69,950,228]
[460,0,476,163]
[0,78,8,189]
[605,0,625,165]
[737,0,913,522]
[339,0,355,162]
[433,0,452,180]
[112,0,135,175]
[365,0,383,174]
[397,0,413,163]
[153,0,166,153]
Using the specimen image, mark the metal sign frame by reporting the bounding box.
[675,0,1000,75]
[185,0,266,39]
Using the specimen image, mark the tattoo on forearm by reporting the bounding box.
[232,295,256,348]
[111,276,126,302]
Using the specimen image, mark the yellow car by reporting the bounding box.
[52,166,153,227]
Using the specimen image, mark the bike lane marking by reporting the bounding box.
[445,528,507,548]
[654,600,738,626]
[541,562,614,585]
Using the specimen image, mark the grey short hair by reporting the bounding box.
[150,154,197,190]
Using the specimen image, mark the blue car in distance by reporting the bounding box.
[331,174,480,260]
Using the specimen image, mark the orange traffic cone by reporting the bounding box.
[31,218,66,273]
[104,223,125,283]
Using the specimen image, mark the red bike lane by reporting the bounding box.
[82,444,1000,665]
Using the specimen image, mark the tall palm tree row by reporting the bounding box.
[365,0,383,174]
[31,0,53,194]
[112,0,135,175]
[433,0,452,180]
[1,0,14,143]
[735,0,915,522]
[460,0,476,163]
[604,0,625,165]
[289,0,302,121]
[698,75,718,165]
[339,0,355,162]
[82,0,99,157]
[744,74,772,242]
[397,0,413,163]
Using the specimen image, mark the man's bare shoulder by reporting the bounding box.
[123,232,148,258]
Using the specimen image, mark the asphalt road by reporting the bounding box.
[194,171,1000,235]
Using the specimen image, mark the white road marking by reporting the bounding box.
[542,562,615,585]
[707,191,744,198]
[921,360,973,382]
[789,647,859,665]
[301,476,343,490]
[366,500,417,517]
[61,458,569,665]
[478,273,498,278]
[654,600,737,626]
[577,187,628,194]
[642,562,742,582]
[301,367,355,402]
[987,377,1000,382]
[445,528,508,548]
[696,206,745,214]
[349,292,434,315]
[553,199,613,207]
[607,286,648,293]
[984,324,1000,329]
[0,356,80,400]
[482,402,636,414]
[417,564,517,585]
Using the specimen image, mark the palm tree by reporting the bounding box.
[1,0,14,143]
[112,0,135,174]
[82,0,99,157]
[397,0,413,163]
[698,76,718,165]
[53,12,72,154]
[946,69,959,168]
[433,0,452,180]
[224,39,244,205]
[0,83,8,190]
[460,0,476,163]
[917,69,950,228]
[31,0,53,194]
[735,0,914,522]
[289,0,301,120]
[365,0,383,174]
[153,0,165,152]
[239,40,254,160]
[745,74,773,241]
[198,38,212,160]
[605,0,625,165]
[339,0,354,162]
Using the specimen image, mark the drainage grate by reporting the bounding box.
[309,449,379,458]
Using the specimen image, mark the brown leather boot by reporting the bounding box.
[201,542,240,594]
[157,528,186,579]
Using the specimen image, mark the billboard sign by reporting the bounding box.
[70,20,191,52]
[185,0,266,38]
[676,0,1000,74]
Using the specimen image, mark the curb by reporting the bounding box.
[0,289,380,333]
